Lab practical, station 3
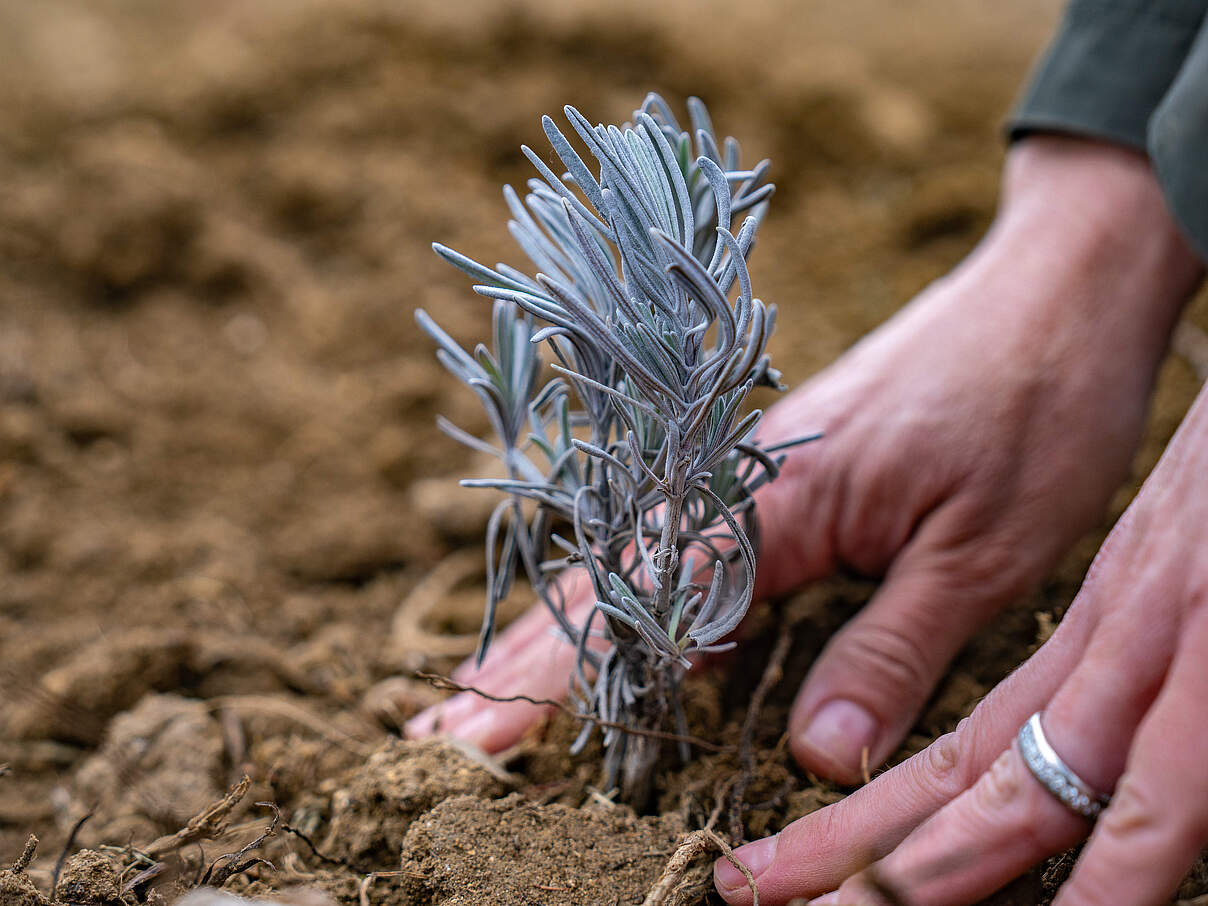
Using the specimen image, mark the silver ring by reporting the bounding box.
[1016,712,1111,819]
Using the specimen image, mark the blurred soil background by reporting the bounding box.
[2,0,1207,903]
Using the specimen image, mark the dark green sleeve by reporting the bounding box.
[1008,0,1207,152]
[1009,0,1208,261]
[1150,23,1208,261]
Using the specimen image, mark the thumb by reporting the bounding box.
[787,517,1018,785]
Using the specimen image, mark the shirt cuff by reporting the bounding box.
[1007,0,1208,152]
[1149,22,1208,263]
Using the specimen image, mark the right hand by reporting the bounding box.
[400,136,1202,782]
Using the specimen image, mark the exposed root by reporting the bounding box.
[358,870,404,906]
[730,625,793,841]
[645,638,791,906]
[386,550,483,664]
[641,828,759,906]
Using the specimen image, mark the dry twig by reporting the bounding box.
[281,821,347,869]
[119,862,166,897]
[416,672,732,754]
[199,801,279,886]
[144,776,250,860]
[12,835,37,873]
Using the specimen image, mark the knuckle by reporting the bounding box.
[954,536,1016,586]
[835,621,936,696]
[920,723,972,797]
[937,534,1031,605]
[1096,773,1203,850]
[969,750,1075,853]
[1099,774,1161,837]
[976,750,1025,812]
[1056,880,1109,906]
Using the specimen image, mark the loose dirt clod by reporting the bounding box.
[0,836,47,906]
[400,793,688,906]
[321,738,508,867]
[70,694,226,847]
[0,869,47,906]
[6,631,196,745]
[56,850,123,905]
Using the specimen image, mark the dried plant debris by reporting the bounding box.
[420,92,818,800]
[142,775,252,861]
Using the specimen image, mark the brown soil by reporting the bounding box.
[2,1,1207,904]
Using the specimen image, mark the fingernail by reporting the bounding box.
[715,834,778,893]
[405,693,477,739]
[808,893,840,905]
[799,700,879,780]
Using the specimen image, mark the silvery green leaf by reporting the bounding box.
[424,94,810,793]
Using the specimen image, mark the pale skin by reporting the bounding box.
[402,135,1208,905]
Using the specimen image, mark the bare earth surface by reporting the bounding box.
[2,1,1207,903]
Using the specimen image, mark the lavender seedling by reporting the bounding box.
[417,93,817,801]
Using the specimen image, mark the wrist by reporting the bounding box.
[987,136,1202,333]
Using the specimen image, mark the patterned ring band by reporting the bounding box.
[1017,712,1112,820]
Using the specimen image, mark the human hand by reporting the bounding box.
[716,378,1208,906]
[402,136,1200,783]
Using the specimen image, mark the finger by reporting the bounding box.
[1054,611,1208,906]
[714,599,1096,905]
[788,506,1025,783]
[449,569,594,685]
[406,577,595,749]
[819,588,1178,906]
[826,748,1084,906]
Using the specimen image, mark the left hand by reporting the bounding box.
[716,379,1208,906]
